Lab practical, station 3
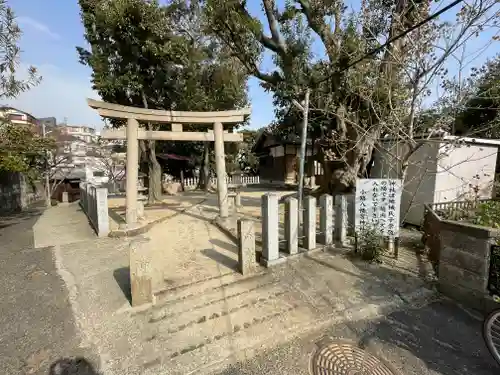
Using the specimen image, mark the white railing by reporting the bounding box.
[79,182,109,237]
[174,175,260,187]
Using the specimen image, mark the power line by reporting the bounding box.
[313,0,466,86]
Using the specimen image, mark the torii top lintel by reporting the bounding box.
[87,99,251,125]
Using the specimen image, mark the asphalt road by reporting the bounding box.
[0,204,100,375]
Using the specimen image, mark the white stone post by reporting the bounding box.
[96,187,109,237]
[303,196,316,250]
[213,122,229,218]
[261,193,283,266]
[62,191,69,205]
[126,118,139,227]
[284,196,298,255]
[319,194,333,246]
[237,219,256,275]
[335,195,348,245]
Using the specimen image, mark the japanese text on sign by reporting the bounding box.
[355,179,403,237]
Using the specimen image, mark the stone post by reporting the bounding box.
[284,196,298,255]
[126,118,139,227]
[261,193,283,266]
[304,196,316,250]
[235,192,242,208]
[129,237,153,307]
[213,122,229,218]
[319,194,333,246]
[237,219,256,275]
[96,187,109,237]
[335,195,348,245]
[62,191,69,205]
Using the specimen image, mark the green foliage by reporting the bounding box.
[471,201,500,229]
[0,1,48,173]
[355,227,386,262]
[0,119,54,174]
[454,56,500,138]
[0,0,40,99]
[77,0,248,117]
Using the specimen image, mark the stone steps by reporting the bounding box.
[147,273,281,325]
[125,266,322,374]
[138,287,317,375]
[152,270,270,307]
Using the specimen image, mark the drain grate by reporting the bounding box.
[311,342,395,375]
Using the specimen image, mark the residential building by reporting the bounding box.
[59,124,97,143]
[0,106,39,127]
[252,131,323,185]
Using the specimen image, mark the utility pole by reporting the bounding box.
[42,122,51,207]
[292,88,310,224]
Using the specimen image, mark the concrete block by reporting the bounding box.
[303,196,316,250]
[261,193,281,266]
[440,246,487,276]
[129,237,153,307]
[335,195,348,245]
[237,219,256,275]
[284,197,298,255]
[319,194,333,246]
[439,262,488,293]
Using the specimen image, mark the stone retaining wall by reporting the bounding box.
[79,182,109,237]
[423,204,500,313]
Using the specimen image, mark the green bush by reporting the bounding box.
[472,201,500,228]
[355,227,386,262]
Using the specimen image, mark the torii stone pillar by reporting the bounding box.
[126,118,139,226]
[213,122,228,218]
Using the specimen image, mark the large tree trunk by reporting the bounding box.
[140,91,162,204]
[147,139,162,203]
[197,142,210,191]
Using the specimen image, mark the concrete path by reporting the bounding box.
[215,298,499,375]
[144,197,239,291]
[0,204,100,375]
[33,202,96,248]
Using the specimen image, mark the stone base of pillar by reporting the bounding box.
[260,256,287,268]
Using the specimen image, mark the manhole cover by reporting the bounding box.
[311,342,395,375]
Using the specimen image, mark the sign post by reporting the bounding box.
[354,179,403,256]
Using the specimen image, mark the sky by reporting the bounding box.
[6,0,500,131]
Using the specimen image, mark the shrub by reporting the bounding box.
[355,227,386,262]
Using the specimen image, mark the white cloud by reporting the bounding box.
[7,63,104,128]
[17,16,61,40]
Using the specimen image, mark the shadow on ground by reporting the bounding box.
[113,267,132,305]
[49,357,101,375]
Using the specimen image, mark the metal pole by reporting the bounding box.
[297,89,310,221]
[42,122,50,206]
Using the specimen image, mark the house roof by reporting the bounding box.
[0,106,38,119]
[157,153,191,161]
[251,130,313,153]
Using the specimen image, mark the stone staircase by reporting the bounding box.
[125,267,326,375]
[103,252,436,375]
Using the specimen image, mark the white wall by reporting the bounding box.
[434,142,498,202]
[371,139,440,226]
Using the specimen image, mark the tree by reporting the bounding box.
[0,0,49,175]
[454,56,500,138]
[77,0,248,200]
[204,0,499,193]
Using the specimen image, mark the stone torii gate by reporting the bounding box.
[87,99,250,228]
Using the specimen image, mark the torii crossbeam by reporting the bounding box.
[88,99,251,227]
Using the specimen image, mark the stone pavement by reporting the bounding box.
[33,202,96,248]
[56,207,441,375]
[215,298,499,375]
[0,203,100,375]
